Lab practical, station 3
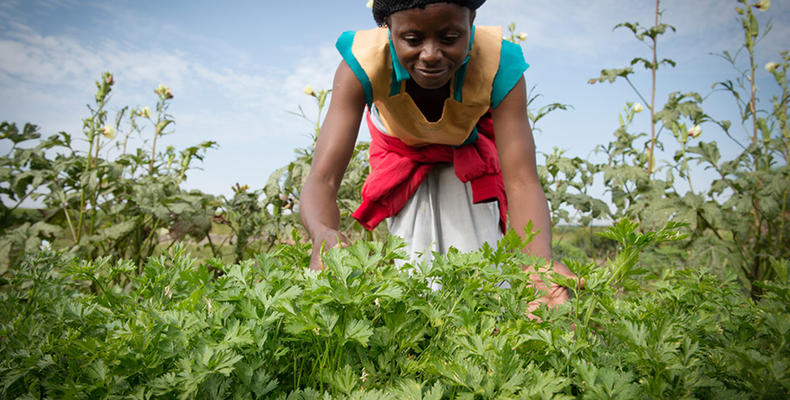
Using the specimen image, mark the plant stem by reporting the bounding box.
[648,0,659,176]
[749,51,758,147]
[205,233,219,258]
[745,7,763,289]
[76,124,97,243]
[53,178,78,243]
[624,76,649,108]
[149,127,159,176]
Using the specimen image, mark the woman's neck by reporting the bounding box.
[405,79,450,122]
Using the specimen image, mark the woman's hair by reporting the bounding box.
[372,0,486,26]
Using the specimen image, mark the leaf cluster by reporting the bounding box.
[1,222,788,399]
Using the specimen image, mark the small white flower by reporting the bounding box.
[755,0,770,11]
[632,102,644,113]
[140,106,152,118]
[374,298,380,308]
[688,125,702,138]
[765,62,779,72]
[517,32,528,42]
[101,124,115,139]
[303,84,315,97]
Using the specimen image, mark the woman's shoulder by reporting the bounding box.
[336,27,389,55]
[473,26,504,43]
[335,28,391,106]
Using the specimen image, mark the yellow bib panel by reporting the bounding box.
[350,26,503,147]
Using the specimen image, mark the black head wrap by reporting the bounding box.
[372,0,486,26]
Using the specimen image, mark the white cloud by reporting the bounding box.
[0,15,345,195]
[478,0,645,56]
[478,0,786,62]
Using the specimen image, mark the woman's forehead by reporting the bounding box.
[387,3,472,30]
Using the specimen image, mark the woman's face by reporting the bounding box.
[387,3,474,90]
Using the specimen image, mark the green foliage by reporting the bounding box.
[1,222,788,398]
[267,87,379,243]
[0,76,218,269]
[537,148,607,230]
[536,0,790,294]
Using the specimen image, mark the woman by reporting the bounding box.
[300,0,577,308]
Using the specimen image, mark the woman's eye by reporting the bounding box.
[404,37,421,46]
[441,35,460,45]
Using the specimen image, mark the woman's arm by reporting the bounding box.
[490,76,551,260]
[490,76,579,309]
[301,61,366,270]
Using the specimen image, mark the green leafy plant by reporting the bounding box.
[265,85,379,244]
[588,0,678,176]
[688,0,790,292]
[0,74,217,269]
[1,222,787,398]
[582,0,788,294]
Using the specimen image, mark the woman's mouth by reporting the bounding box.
[415,68,448,79]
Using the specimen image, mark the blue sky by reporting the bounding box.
[1,0,788,200]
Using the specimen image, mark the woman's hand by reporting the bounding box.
[300,61,364,271]
[309,229,350,271]
[525,260,584,321]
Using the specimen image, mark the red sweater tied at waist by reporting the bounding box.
[352,109,508,232]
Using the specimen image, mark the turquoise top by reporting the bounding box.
[336,26,529,109]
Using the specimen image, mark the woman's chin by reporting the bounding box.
[412,75,451,90]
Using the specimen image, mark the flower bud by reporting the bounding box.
[155,84,173,99]
[140,106,152,118]
[633,102,644,113]
[688,125,702,138]
[104,72,114,86]
[765,62,779,72]
[587,78,598,85]
[102,124,115,139]
[303,84,315,97]
[754,0,770,11]
[736,7,745,14]
[232,183,250,193]
[517,32,528,42]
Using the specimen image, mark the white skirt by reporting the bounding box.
[386,163,503,265]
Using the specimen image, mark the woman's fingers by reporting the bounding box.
[526,283,570,321]
[552,260,586,290]
[309,230,351,271]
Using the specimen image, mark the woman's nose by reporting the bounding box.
[419,41,441,64]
